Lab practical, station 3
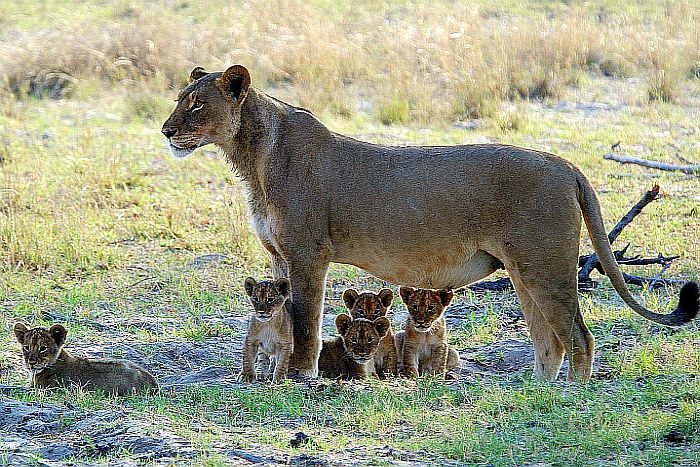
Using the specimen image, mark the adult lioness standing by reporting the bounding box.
[162,65,699,381]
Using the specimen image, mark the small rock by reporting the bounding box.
[289,431,311,448]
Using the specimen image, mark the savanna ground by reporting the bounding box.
[1,0,700,465]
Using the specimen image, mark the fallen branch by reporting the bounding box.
[604,152,700,175]
[577,184,659,282]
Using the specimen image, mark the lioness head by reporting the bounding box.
[14,323,67,373]
[342,288,393,321]
[244,277,291,322]
[335,314,390,364]
[161,65,251,159]
[399,287,454,332]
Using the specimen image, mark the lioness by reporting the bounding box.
[342,288,398,377]
[14,323,158,395]
[162,65,699,381]
[240,277,294,383]
[394,287,460,377]
[317,314,391,380]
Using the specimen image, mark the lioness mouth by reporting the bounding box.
[168,142,196,159]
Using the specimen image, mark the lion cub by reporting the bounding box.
[342,288,397,378]
[14,323,158,395]
[318,314,391,380]
[395,287,460,377]
[240,277,294,383]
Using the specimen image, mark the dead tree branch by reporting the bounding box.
[578,185,659,281]
[604,152,700,175]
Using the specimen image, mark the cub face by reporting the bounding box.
[14,323,67,373]
[335,314,391,364]
[244,277,291,322]
[161,65,251,159]
[342,288,393,321]
[399,287,454,332]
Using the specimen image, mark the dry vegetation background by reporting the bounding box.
[2,0,700,122]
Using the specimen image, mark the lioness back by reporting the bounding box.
[14,323,158,395]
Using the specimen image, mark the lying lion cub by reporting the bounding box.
[395,287,460,377]
[318,314,391,380]
[14,323,158,395]
[342,288,398,378]
[240,277,294,383]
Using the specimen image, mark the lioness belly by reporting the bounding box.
[341,249,501,289]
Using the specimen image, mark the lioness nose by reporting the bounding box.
[161,127,177,138]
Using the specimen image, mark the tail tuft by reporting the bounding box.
[673,282,700,325]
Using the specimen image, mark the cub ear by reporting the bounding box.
[438,288,454,307]
[13,322,29,344]
[336,313,353,336]
[378,288,394,308]
[49,324,67,347]
[342,289,359,310]
[373,317,391,338]
[399,286,415,304]
[275,278,291,298]
[189,66,208,83]
[243,277,257,296]
[217,65,251,103]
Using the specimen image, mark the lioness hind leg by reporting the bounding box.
[521,278,594,382]
[510,274,565,381]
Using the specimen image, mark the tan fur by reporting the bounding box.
[14,323,158,395]
[162,65,699,381]
[240,277,294,383]
[395,287,459,377]
[317,314,390,380]
[342,288,397,378]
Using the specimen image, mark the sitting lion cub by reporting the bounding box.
[14,323,158,395]
[240,277,294,383]
[318,314,391,380]
[395,287,460,377]
[342,288,397,378]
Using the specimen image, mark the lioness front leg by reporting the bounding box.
[288,259,329,377]
[240,337,259,383]
[272,344,293,383]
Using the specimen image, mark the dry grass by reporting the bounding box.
[2,1,700,122]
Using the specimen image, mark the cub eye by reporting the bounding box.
[367,337,374,344]
[350,338,357,344]
[267,298,275,303]
[39,346,47,353]
[427,305,434,312]
[23,345,29,351]
[191,102,204,112]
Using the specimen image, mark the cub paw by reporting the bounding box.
[239,371,257,384]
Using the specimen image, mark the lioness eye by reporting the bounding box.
[23,345,29,351]
[191,102,204,112]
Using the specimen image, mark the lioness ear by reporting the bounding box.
[189,67,208,83]
[243,277,257,297]
[218,65,251,103]
[275,278,291,298]
[342,289,359,310]
[399,286,415,304]
[13,322,29,344]
[49,324,67,347]
[373,317,391,338]
[336,314,352,335]
[378,288,394,308]
[438,288,454,307]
